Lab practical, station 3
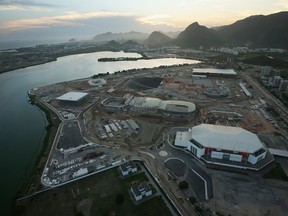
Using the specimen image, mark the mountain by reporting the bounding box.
[103,40,121,49]
[175,22,223,48]
[217,11,288,48]
[92,31,149,43]
[163,31,181,39]
[146,31,172,48]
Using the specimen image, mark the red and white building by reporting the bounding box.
[175,124,267,165]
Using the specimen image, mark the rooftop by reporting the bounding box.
[193,68,237,75]
[159,100,196,113]
[191,124,264,153]
[56,91,89,102]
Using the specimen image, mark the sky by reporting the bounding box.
[0,0,287,42]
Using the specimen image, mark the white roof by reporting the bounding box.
[175,130,193,141]
[143,98,162,108]
[159,100,196,113]
[129,96,196,113]
[193,68,237,75]
[57,92,88,102]
[191,124,263,153]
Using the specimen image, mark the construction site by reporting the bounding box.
[30,63,287,152]
[26,63,288,216]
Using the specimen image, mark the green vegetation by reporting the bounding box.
[13,167,172,216]
[263,163,288,181]
[178,180,189,189]
[188,196,197,205]
[242,55,288,68]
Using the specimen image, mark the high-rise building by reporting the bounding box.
[271,76,283,87]
[279,80,288,92]
[260,66,272,76]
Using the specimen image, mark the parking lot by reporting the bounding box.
[165,158,210,201]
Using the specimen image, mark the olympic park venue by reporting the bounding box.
[101,94,196,119]
[175,124,273,170]
[56,91,89,105]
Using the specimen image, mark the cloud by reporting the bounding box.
[177,0,187,6]
[137,14,181,28]
[0,11,133,33]
[0,0,56,11]
[276,0,288,9]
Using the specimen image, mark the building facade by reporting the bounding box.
[175,124,267,166]
[130,181,152,201]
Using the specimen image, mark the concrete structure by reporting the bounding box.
[239,82,252,97]
[88,78,107,87]
[278,80,288,92]
[72,167,88,178]
[130,181,152,201]
[119,161,137,176]
[175,124,267,166]
[260,66,272,76]
[192,68,237,76]
[56,91,89,105]
[269,148,288,158]
[271,76,283,87]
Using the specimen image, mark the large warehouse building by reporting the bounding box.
[175,124,267,166]
[56,91,89,105]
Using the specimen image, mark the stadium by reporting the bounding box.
[175,124,271,169]
[101,94,196,119]
[124,94,196,118]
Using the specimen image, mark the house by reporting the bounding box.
[119,161,137,176]
[130,181,152,201]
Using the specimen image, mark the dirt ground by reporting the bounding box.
[200,103,276,134]
[204,170,288,216]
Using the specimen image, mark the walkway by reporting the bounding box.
[269,148,288,158]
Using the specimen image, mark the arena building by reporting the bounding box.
[56,91,89,105]
[175,124,268,168]
[124,94,196,118]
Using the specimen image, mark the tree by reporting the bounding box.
[178,180,189,189]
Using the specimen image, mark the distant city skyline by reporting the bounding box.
[0,0,287,42]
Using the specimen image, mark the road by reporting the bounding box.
[245,75,288,122]
[39,96,209,216]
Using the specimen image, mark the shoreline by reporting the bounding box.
[0,48,139,75]
[14,92,62,199]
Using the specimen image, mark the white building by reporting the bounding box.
[260,66,272,76]
[72,167,88,178]
[271,76,283,87]
[130,181,152,201]
[56,91,89,105]
[125,95,196,117]
[119,161,137,176]
[278,80,288,92]
[175,124,267,166]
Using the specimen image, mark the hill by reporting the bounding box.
[175,22,223,48]
[92,31,149,43]
[146,31,172,48]
[217,11,288,48]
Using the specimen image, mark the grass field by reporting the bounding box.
[13,166,172,216]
